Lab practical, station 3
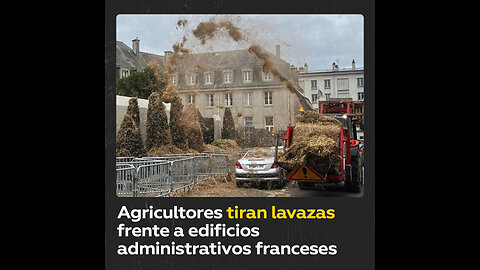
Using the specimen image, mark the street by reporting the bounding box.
[182,177,363,197]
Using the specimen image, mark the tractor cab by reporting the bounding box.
[319,99,361,142]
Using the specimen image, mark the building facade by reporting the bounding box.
[171,48,304,132]
[298,60,364,110]
[116,37,308,132]
[116,38,165,80]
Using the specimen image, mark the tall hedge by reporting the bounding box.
[222,107,236,139]
[116,113,146,157]
[169,96,188,150]
[145,91,171,151]
[197,109,214,144]
[183,104,204,152]
[126,97,140,128]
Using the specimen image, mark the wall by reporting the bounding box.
[178,86,300,132]
[299,69,365,108]
[116,95,171,143]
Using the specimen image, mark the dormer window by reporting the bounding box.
[121,69,130,78]
[204,72,213,85]
[262,71,272,81]
[243,69,252,83]
[186,74,196,85]
[223,70,233,84]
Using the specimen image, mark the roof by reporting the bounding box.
[116,42,312,110]
[299,67,364,76]
[116,41,165,70]
[176,48,289,71]
[173,48,296,89]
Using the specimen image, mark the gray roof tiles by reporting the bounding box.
[116,41,165,70]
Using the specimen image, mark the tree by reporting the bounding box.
[145,91,171,151]
[182,104,204,152]
[197,109,214,144]
[116,66,168,99]
[116,113,146,157]
[222,107,236,139]
[169,96,188,150]
[126,97,140,128]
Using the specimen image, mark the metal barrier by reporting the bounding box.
[116,164,137,197]
[136,161,171,197]
[210,154,230,177]
[116,157,136,163]
[193,155,211,180]
[116,150,246,197]
[170,157,195,191]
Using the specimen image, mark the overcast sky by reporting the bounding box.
[116,14,363,71]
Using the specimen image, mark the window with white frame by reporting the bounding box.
[324,79,331,89]
[263,71,272,81]
[358,92,364,100]
[337,78,349,91]
[224,71,233,84]
[188,95,195,104]
[265,116,274,132]
[206,94,214,107]
[225,93,233,107]
[244,117,253,127]
[244,92,252,106]
[205,72,213,85]
[187,74,196,85]
[357,77,364,87]
[325,93,331,100]
[243,70,252,83]
[311,80,317,90]
[121,69,130,78]
[264,91,273,105]
[311,94,318,103]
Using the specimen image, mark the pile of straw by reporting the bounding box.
[277,111,342,176]
[247,148,272,158]
[211,139,239,150]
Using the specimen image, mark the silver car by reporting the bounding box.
[235,147,286,188]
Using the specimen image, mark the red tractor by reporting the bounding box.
[276,100,364,192]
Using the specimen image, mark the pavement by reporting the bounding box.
[183,177,363,197]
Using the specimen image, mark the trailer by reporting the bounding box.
[276,101,364,192]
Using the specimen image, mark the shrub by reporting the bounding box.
[116,113,146,157]
[145,91,172,151]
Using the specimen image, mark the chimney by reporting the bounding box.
[352,59,356,69]
[164,51,173,66]
[132,37,140,55]
[275,44,280,59]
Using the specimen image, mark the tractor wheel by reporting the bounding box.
[359,151,364,186]
[345,154,362,193]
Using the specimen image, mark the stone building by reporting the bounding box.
[170,46,310,132]
[116,38,165,80]
[116,38,311,133]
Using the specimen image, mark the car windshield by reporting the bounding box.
[244,148,274,159]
